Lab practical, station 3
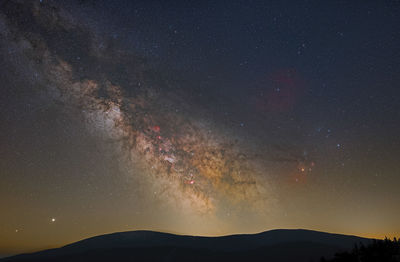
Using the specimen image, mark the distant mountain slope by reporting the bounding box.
[1,229,373,262]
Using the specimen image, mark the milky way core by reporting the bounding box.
[0,0,274,226]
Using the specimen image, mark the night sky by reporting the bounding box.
[1,0,400,256]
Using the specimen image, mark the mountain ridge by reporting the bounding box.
[1,229,374,262]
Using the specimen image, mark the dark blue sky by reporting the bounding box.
[78,0,400,132]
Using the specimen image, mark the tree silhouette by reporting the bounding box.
[321,237,400,262]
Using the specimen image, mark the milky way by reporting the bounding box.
[0,0,274,217]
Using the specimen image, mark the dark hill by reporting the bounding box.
[1,229,373,262]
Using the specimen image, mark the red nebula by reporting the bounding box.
[184,180,195,185]
[255,68,306,113]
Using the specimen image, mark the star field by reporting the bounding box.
[0,0,400,257]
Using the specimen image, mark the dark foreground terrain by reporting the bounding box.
[1,229,373,262]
